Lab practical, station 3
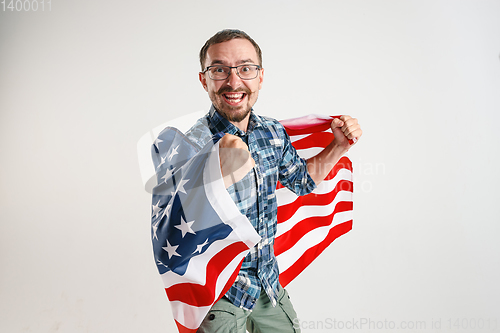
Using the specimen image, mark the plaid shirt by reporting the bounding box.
[185,105,316,310]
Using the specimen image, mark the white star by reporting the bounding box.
[161,169,173,183]
[177,178,189,194]
[152,221,159,241]
[156,258,168,268]
[156,155,167,169]
[168,145,179,161]
[193,238,209,254]
[162,240,181,259]
[151,200,162,219]
[162,195,175,220]
[174,217,196,238]
[161,207,169,220]
[154,138,163,150]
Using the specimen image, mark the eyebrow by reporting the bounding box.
[209,59,257,66]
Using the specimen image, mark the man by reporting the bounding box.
[184,29,362,333]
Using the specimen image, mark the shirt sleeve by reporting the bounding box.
[184,115,212,147]
[277,123,317,196]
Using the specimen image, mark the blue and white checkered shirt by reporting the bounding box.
[185,105,316,310]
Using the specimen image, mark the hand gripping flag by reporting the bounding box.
[150,115,353,333]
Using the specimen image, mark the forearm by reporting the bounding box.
[306,142,348,185]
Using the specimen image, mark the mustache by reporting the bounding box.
[216,86,251,95]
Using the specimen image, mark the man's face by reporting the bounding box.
[199,38,264,124]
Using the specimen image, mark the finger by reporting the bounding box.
[352,128,363,139]
[220,148,255,188]
[331,118,343,129]
[219,134,235,147]
[220,134,249,151]
[339,115,352,123]
[232,138,247,150]
[341,118,358,132]
[345,128,363,140]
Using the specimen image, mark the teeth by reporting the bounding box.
[225,93,244,98]
[224,93,245,103]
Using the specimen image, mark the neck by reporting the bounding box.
[230,116,250,133]
[211,105,252,132]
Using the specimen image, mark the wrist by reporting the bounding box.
[328,141,349,157]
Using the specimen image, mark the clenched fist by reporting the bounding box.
[219,134,256,188]
[330,115,362,150]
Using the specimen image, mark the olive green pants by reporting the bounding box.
[197,285,300,333]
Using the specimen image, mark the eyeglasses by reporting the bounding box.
[202,64,261,80]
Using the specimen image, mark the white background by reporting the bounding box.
[1,0,500,332]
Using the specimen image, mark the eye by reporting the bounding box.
[214,66,226,73]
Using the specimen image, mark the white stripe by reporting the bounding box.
[161,143,260,288]
[170,252,246,329]
[296,147,322,159]
[290,134,308,142]
[204,143,261,248]
[276,190,353,238]
[280,114,334,128]
[160,229,246,288]
[289,130,331,143]
[276,169,353,206]
[170,303,212,330]
[295,147,351,161]
[276,210,353,272]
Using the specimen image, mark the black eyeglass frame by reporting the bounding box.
[201,64,262,80]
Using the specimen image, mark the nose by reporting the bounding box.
[226,68,242,88]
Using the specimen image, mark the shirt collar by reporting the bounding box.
[208,104,261,136]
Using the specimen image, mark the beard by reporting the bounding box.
[209,86,256,123]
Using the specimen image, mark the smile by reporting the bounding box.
[222,92,247,105]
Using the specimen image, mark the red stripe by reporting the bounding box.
[217,258,244,303]
[172,257,245,332]
[278,220,353,288]
[282,117,336,136]
[276,156,352,190]
[291,132,332,150]
[165,241,249,307]
[284,116,354,144]
[277,180,353,223]
[275,201,353,256]
[275,117,354,288]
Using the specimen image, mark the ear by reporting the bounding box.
[199,72,208,92]
[258,68,264,90]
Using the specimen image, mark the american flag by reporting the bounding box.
[275,115,353,287]
[151,115,353,333]
[150,127,261,333]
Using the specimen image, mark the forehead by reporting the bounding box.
[205,38,259,67]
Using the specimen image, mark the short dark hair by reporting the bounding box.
[199,29,262,70]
